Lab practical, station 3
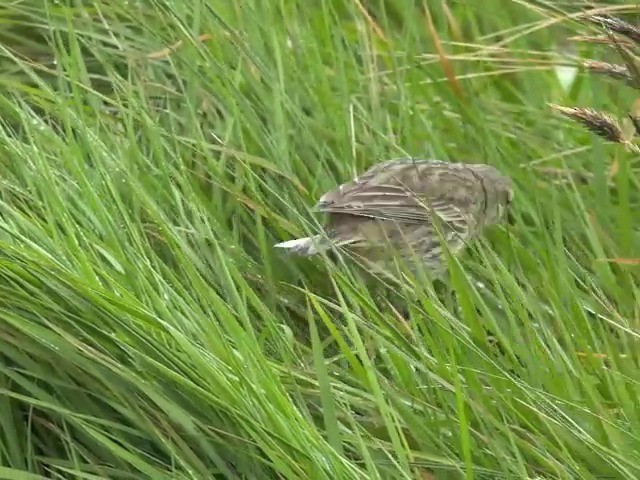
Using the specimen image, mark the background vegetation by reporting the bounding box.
[0,1,639,478]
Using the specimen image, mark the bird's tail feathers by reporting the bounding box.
[274,234,360,256]
[274,235,330,256]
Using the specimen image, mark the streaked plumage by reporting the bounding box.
[275,158,513,276]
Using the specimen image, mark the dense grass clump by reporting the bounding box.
[0,1,639,479]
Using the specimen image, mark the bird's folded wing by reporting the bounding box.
[318,193,469,235]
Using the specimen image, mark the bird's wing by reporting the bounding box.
[322,198,468,231]
[316,159,476,236]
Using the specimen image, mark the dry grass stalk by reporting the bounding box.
[549,104,640,153]
[568,34,634,47]
[606,33,640,89]
[599,257,640,265]
[581,60,636,88]
[576,351,630,359]
[588,15,640,44]
[551,11,640,157]
[549,104,623,143]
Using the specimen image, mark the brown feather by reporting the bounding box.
[276,157,513,277]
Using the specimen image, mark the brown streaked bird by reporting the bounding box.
[275,158,513,277]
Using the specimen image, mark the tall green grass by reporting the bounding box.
[0,1,638,478]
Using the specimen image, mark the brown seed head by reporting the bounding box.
[582,60,637,88]
[549,104,624,143]
[588,15,640,44]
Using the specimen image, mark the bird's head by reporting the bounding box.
[467,164,514,226]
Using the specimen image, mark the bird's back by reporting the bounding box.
[317,158,485,234]
[274,157,511,278]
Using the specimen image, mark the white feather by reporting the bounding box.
[274,236,326,255]
[274,237,311,249]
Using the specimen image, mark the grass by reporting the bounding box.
[0,1,639,478]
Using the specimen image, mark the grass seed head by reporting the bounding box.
[581,60,637,88]
[588,14,640,44]
[549,104,624,143]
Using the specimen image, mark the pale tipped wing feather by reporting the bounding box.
[316,159,477,236]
